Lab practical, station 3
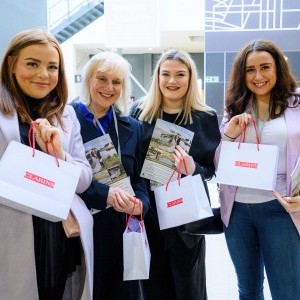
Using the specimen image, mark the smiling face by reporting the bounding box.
[159,59,190,109]
[245,51,277,102]
[13,44,59,99]
[88,65,123,116]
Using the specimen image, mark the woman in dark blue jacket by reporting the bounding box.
[130,49,221,300]
[71,52,149,300]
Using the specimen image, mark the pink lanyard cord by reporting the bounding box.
[28,121,60,167]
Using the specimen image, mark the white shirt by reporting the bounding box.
[235,115,287,203]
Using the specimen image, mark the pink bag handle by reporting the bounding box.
[237,118,260,151]
[125,199,144,231]
[28,121,60,167]
[166,156,188,191]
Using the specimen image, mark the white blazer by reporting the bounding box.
[0,105,93,299]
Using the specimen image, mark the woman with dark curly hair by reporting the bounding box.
[216,39,300,299]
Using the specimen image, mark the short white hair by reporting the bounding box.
[80,51,132,115]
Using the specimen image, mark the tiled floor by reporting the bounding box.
[206,183,272,300]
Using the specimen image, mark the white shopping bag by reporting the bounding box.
[0,140,81,222]
[153,174,213,230]
[123,216,151,281]
[216,141,279,190]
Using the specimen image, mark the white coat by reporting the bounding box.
[0,105,93,299]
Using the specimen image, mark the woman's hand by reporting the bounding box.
[173,145,195,175]
[273,190,300,213]
[33,118,66,160]
[223,113,253,140]
[107,187,142,215]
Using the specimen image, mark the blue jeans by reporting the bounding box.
[224,200,300,300]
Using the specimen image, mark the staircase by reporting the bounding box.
[49,0,104,44]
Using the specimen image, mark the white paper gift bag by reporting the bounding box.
[153,174,213,230]
[0,140,81,222]
[123,215,151,281]
[216,141,279,190]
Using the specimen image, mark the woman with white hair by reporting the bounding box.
[70,51,149,300]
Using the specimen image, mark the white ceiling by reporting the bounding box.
[75,29,205,55]
[71,0,205,55]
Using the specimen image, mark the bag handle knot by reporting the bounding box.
[165,156,188,191]
[28,121,60,167]
[238,118,260,151]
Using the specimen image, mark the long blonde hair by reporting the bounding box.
[138,48,211,124]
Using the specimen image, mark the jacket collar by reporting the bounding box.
[285,97,300,194]
[73,102,134,151]
[107,114,134,152]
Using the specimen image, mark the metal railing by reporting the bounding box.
[48,0,102,30]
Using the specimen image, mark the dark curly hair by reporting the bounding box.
[225,39,299,121]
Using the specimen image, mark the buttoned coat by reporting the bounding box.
[0,105,93,300]
[71,101,150,300]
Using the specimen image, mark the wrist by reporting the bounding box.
[223,132,238,141]
[57,151,66,161]
[190,164,196,175]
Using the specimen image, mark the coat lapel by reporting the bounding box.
[285,105,300,194]
[0,110,39,299]
[74,105,134,157]
[0,111,20,144]
[108,115,134,153]
[75,110,99,142]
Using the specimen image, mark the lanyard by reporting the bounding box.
[91,105,121,158]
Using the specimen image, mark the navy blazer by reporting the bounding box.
[70,101,150,215]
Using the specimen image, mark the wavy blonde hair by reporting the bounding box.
[138,48,211,124]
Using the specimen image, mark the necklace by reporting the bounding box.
[161,109,182,124]
[252,104,271,142]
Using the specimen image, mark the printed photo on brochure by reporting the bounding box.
[84,134,134,195]
[140,118,194,188]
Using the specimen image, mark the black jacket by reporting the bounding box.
[70,100,150,299]
[71,100,150,214]
[130,100,221,248]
